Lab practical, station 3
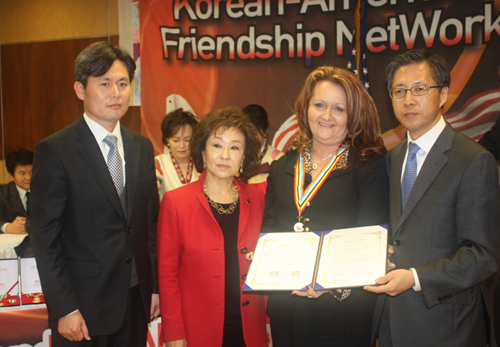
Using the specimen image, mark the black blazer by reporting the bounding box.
[31,117,159,335]
[262,149,389,341]
[0,181,27,228]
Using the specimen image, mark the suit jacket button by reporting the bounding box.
[393,239,401,246]
[126,258,132,264]
[241,247,248,254]
[247,199,251,204]
[241,274,247,280]
[127,227,132,233]
[242,301,249,306]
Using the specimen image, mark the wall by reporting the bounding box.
[0,0,141,182]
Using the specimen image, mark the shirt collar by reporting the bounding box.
[83,113,123,145]
[15,184,28,198]
[407,116,446,154]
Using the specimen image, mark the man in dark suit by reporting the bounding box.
[365,49,500,346]
[0,148,33,234]
[31,42,160,346]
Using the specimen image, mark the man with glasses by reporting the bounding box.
[365,49,500,346]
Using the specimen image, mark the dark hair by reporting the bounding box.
[74,41,136,88]
[242,104,270,135]
[161,108,199,146]
[386,49,450,91]
[6,148,34,176]
[291,66,386,162]
[190,108,261,177]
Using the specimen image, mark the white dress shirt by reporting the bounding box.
[401,116,446,292]
[83,113,126,185]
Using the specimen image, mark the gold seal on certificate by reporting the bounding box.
[293,222,304,232]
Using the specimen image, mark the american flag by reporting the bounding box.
[347,0,370,92]
[445,89,500,141]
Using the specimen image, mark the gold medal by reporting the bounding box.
[294,222,304,232]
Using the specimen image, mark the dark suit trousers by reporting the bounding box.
[50,286,148,347]
[377,299,393,347]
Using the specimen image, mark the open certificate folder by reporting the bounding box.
[244,225,388,291]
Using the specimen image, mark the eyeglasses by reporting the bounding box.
[389,84,442,99]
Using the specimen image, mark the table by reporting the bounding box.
[0,233,27,259]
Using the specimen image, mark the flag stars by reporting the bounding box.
[352,49,356,56]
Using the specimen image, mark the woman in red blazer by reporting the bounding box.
[157,108,269,347]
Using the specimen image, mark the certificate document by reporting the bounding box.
[244,225,387,291]
[20,257,43,294]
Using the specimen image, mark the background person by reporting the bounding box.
[263,66,389,347]
[31,41,160,346]
[157,108,269,347]
[0,148,33,234]
[479,117,500,161]
[241,104,283,188]
[364,49,500,347]
[155,108,199,200]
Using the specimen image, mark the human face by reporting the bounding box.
[74,60,131,132]
[308,81,348,149]
[202,127,245,182]
[11,164,32,191]
[391,62,448,140]
[167,125,193,163]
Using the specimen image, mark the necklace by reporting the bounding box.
[203,185,239,214]
[311,152,334,170]
[170,152,193,184]
[304,144,349,174]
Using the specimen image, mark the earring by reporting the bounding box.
[203,162,206,169]
[239,165,243,173]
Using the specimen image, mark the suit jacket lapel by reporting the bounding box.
[122,127,140,223]
[390,141,406,239]
[396,124,454,231]
[75,117,127,223]
[236,181,252,241]
[8,182,27,216]
[195,172,222,235]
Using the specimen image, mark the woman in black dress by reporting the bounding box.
[263,66,389,346]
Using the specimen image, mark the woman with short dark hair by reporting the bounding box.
[157,108,269,347]
[155,108,199,200]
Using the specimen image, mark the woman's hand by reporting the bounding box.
[291,285,329,298]
[165,339,187,347]
[266,323,273,347]
[245,251,254,262]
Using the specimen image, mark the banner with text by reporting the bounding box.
[139,0,500,152]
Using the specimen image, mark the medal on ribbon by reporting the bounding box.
[293,142,349,232]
